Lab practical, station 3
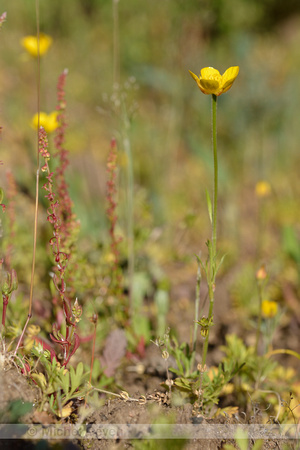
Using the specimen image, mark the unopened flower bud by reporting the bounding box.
[120,391,129,401]
[1,271,10,295]
[72,298,82,323]
[1,269,18,295]
[10,269,18,292]
[256,265,267,281]
[197,364,208,373]
[139,395,146,405]
[162,350,169,360]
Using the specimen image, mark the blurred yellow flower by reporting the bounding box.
[262,300,278,318]
[57,402,73,418]
[24,324,40,352]
[189,66,239,96]
[27,324,41,337]
[255,181,271,198]
[31,111,59,133]
[21,33,52,57]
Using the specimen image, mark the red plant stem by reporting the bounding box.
[28,168,40,319]
[52,69,79,302]
[5,171,17,270]
[39,126,81,366]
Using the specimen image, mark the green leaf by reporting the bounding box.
[60,371,70,395]
[4,400,33,423]
[174,377,192,391]
[70,366,76,393]
[67,387,88,401]
[76,362,84,381]
[252,440,263,450]
[71,367,79,393]
[282,226,300,263]
[215,253,226,276]
[234,428,249,450]
[205,189,212,224]
[196,254,205,273]
[169,367,182,377]
[174,354,184,375]
[132,315,151,341]
[132,272,152,310]
[70,362,84,394]
[31,373,47,391]
[49,394,55,408]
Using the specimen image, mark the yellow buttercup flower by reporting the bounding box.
[189,66,239,96]
[21,33,52,57]
[31,111,59,133]
[262,300,278,318]
[255,181,271,198]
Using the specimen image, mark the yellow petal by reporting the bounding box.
[24,337,35,352]
[199,78,220,95]
[31,111,58,133]
[221,66,239,93]
[31,112,47,129]
[21,33,52,57]
[200,67,221,80]
[27,324,41,337]
[255,181,271,198]
[21,36,37,57]
[199,67,222,95]
[46,111,59,133]
[188,70,199,83]
[222,66,239,84]
[39,34,53,56]
[262,300,278,318]
[57,402,73,418]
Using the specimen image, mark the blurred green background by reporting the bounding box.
[1,0,300,269]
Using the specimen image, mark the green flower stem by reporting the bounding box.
[112,0,120,86]
[255,281,263,354]
[191,258,201,372]
[202,94,218,367]
[212,94,218,258]
[123,134,134,317]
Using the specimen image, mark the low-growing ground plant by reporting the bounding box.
[0,2,300,448]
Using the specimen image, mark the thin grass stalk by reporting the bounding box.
[14,0,41,355]
[123,135,134,316]
[113,0,120,86]
[255,281,263,354]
